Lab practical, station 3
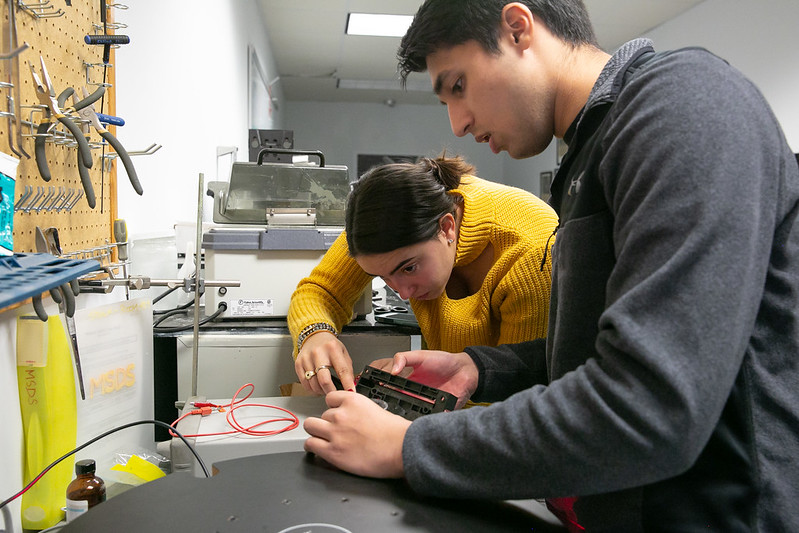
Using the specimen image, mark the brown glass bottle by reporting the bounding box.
[65,459,106,522]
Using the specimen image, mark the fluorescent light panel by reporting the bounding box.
[346,13,413,37]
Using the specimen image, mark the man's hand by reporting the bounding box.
[294,332,357,394]
[367,357,412,376]
[304,391,411,478]
[385,350,480,409]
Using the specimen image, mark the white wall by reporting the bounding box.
[283,100,559,196]
[502,142,559,194]
[283,101,501,182]
[114,0,285,239]
[643,0,799,151]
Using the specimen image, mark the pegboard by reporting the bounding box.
[0,0,121,255]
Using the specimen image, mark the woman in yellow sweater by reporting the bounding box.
[289,155,558,393]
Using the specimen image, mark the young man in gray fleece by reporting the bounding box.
[304,1,799,530]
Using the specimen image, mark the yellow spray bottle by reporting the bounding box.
[16,314,78,529]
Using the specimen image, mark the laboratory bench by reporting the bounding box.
[60,451,566,532]
[152,312,420,441]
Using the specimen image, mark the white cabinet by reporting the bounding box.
[176,329,416,400]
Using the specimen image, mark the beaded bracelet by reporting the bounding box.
[296,322,338,352]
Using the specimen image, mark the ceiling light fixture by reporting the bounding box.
[346,13,413,37]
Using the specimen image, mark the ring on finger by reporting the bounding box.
[315,364,332,374]
[304,369,317,380]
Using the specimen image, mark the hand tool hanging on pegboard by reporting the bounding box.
[29,56,96,208]
[76,87,142,196]
[84,33,129,66]
[33,226,87,400]
[113,218,130,300]
[84,0,134,212]
[3,0,30,160]
[56,85,142,197]
[56,86,105,210]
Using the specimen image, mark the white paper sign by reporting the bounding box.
[71,297,154,479]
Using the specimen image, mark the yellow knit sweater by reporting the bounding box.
[288,176,558,355]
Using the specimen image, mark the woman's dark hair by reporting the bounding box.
[345,155,475,256]
[398,0,598,84]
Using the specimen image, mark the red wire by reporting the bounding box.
[169,383,299,438]
[5,464,52,503]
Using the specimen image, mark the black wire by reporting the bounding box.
[152,303,227,333]
[152,306,190,327]
[0,420,210,511]
[151,284,179,305]
[153,295,198,316]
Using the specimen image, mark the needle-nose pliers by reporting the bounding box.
[30,56,96,208]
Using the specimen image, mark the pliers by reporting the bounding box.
[75,86,142,196]
[33,225,86,400]
[29,56,96,207]
[57,86,106,208]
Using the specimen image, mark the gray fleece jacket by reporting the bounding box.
[402,39,799,532]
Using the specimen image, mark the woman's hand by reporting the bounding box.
[375,350,480,409]
[304,391,410,478]
[294,332,357,394]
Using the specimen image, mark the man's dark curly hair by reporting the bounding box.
[398,0,598,84]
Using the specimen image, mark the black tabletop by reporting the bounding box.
[61,451,564,532]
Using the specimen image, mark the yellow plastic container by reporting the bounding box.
[16,314,78,529]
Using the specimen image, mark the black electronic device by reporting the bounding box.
[374,311,421,329]
[374,285,420,330]
[355,365,458,420]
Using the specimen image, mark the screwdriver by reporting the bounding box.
[113,219,129,300]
